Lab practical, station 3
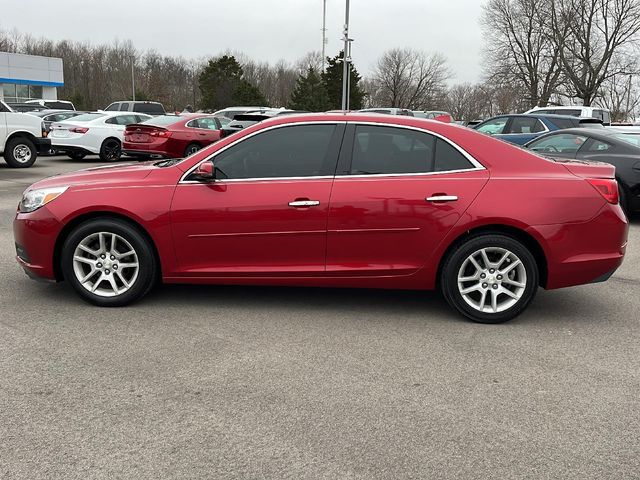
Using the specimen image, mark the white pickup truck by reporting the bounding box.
[0,100,51,168]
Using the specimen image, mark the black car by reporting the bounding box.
[525,128,640,214]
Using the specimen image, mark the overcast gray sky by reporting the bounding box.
[11,0,485,82]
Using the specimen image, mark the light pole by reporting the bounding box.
[131,56,136,102]
[341,0,351,110]
[322,0,328,70]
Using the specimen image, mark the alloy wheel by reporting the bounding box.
[457,247,527,313]
[72,231,139,297]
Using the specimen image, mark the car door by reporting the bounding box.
[170,123,344,275]
[326,124,489,276]
[196,117,223,145]
[527,132,589,159]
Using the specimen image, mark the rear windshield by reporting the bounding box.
[141,115,184,126]
[67,113,105,122]
[135,102,165,114]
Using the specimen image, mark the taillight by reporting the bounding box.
[150,130,172,138]
[70,127,89,134]
[586,178,619,204]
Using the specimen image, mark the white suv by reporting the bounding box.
[0,101,51,168]
[526,106,611,126]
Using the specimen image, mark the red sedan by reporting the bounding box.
[13,113,628,323]
[123,114,227,159]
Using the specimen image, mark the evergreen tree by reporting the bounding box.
[232,79,267,106]
[199,55,266,110]
[321,51,365,110]
[289,67,330,111]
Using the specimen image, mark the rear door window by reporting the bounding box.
[119,103,130,111]
[507,117,545,134]
[350,125,435,175]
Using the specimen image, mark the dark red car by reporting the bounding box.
[14,113,628,323]
[123,114,227,159]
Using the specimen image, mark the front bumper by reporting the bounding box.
[33,137,52,155]
[13,207,63,281]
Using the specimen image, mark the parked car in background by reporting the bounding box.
[27,109,87,135]
[0,100,51,167]
[104,101,166,116]
[49,112,151,161]
[7,102,48,113]
[525,128,640,214]
[473,114,603,145]
[123,114,227,159]
[526,106,612,126]
[413,111,454,123]
[358,108,414,116]
[220,109,301,137]
[14,113,627,324]
[212,106,270,120]
[25,99,75,111]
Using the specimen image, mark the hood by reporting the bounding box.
[29,162,158,190]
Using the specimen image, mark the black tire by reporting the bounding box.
[3,137,37,168]
[67,151,86,160]
[184,143,201,157]
[61,218,157,307]
[99,138,122,162]
[440,234,539,324]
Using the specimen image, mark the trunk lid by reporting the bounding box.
[556,159,616,179]
[124,124,166,143]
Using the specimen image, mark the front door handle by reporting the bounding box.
[289,200,320,207]
[426,195,458,203]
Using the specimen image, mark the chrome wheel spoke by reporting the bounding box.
[78,244,100,257]
[500,287,519,300]
[503,277,526,288]
[501,260,521,275]
[73,255,94,266]
[478,289,488,310]
[490,289,499,312]
[114,250,135,260]
[460,284,481,295]
[91,274,105,292]
[480,249,491,269]
[98,233,107,253]
[116,271,130,289]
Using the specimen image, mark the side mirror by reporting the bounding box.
[193,161,215,181]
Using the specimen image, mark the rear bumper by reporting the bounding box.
[13,207,62,281]
[529,204,628,289]
[50,137,99,154]
[123,139,172,158]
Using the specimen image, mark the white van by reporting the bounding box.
[526,106,611,126]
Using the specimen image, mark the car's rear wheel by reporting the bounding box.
[184,143,201,157]
[61,218,157,306]
[99,138,122,162]
[441,234,539,323]
[4,137,37,168]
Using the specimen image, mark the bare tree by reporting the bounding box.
[482,0,564,108]
[599,74,640,121]
[551,0,640,105]
[370,48,450,109]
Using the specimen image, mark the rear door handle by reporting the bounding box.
[289,200,320,207]
[426,195,458,203]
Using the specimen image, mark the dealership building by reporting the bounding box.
[0,52,64,102]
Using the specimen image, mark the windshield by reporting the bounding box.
[612,133,640,147]
[142,115,184,127]
[67,113,106,123]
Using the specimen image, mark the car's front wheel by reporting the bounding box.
[61,218,157,306]
[4,137,37,168]
[441,234,539,323]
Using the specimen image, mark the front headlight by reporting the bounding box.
[19,186,69,213]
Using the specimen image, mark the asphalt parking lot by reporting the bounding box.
[1,155,639,479]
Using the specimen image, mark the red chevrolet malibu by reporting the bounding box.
[123,114,227,159]
[13,113,628,323]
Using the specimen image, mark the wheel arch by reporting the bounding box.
[6,130,38,146]
[436,224,548,288]
[53,211,162,282]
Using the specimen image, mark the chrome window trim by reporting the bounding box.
[178,120,485,184]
